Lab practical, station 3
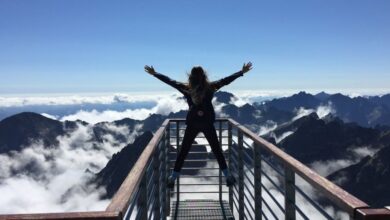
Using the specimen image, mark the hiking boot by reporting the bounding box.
[226,175,236,187]
[167,175,175,189]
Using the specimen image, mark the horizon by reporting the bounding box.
[1,88,390,97]
[1,0,390,93]
[1,88,389,124]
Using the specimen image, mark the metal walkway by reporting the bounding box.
[1,118,390,220]
[170,200,233,220]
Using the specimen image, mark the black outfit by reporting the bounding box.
[152,70,244,172]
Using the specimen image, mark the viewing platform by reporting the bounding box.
[0,118,390,220]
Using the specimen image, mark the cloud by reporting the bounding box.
[0,92,177,108]
[50,94,188,124]
[0,122,142,214]
[310,159,356,177]
[273,131,294,143]
[309,146,378,177]
[0,91,289,123]
[316,102,336,118]
[292,102,336,121]
[257,121,278,136]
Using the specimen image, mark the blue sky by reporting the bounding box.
[0,0,389,94]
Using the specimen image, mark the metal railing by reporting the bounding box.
[168,119,230,203]
[0,118,389,220]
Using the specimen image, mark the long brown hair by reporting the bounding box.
[188,66,211,105]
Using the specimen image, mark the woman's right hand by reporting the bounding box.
[144,65,156,75]
[241,62,253,74]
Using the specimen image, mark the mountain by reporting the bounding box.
[369,94,390,109]
[262,92,390,127]
[214,91,236,104]
[0,112,77,153]
[265,91,321,112]
[95,131,154,198]
[314,91,331,101]
[275,113,383,164]
[264,112,320,139]
[93,119,139,144]
[328,142,390,207]
[0,111,166,155]
[326,93,390,127]
[222,103,294,125]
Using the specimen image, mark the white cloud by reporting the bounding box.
[41,113,58,120]
[0,92,175,107]
[0,122,142,214]
[309,146,378,176]
[310,159,356,177]
[292,107,315,121]
[292,102,335,121]
[257,120,278,136]
[57,94,188,124]
[274,131,294,143]
[316,102,335,118]
[0,90,294,110]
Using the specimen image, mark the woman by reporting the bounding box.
[144,62,252,188]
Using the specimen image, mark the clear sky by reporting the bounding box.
[0,0,389,94]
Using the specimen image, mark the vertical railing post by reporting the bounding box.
[284,167,296,220]
[160,130,167,219]
[228,122,233,211]
[137,174,148,220]
[176,121,180,204]
[254,143,262,220]
[165,124,171,216]
[153,142,161,220]
[219,120,223,202]
[238,129,245,220]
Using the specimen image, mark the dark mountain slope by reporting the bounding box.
[328,144,390,207]
[265,91,321,112]
[277,114,381,164]
[264,112,320,139]
[262,92,390,127]
[214,91,236,104]
[369,94,390,109]
[222,103,294,125]
[95,131,153,198]
[326,93,390,127]
[0,112,76,153]
[314,91,331,101]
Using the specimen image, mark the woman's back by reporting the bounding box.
[183,86,215,124]
[144,63,252,124]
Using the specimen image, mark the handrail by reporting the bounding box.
[0,211,120,220]
[227,118,369,217]
[106,119,169,214]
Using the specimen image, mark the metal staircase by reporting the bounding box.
[1,118,390,220]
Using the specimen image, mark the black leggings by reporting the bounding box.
[173,121,228,172]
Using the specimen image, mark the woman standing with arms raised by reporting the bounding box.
[144,62,252,188]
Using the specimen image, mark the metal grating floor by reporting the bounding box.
[170,200,234,220]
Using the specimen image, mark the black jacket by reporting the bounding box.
[152,70,244,124]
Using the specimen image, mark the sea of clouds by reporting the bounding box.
[0,122,142,213]
[0,91,276,123]
[0,90,381,216]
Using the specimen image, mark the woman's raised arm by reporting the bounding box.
[145,65,188,94]
[211,62,252,91]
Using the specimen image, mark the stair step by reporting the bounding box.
[170,199,234,220]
